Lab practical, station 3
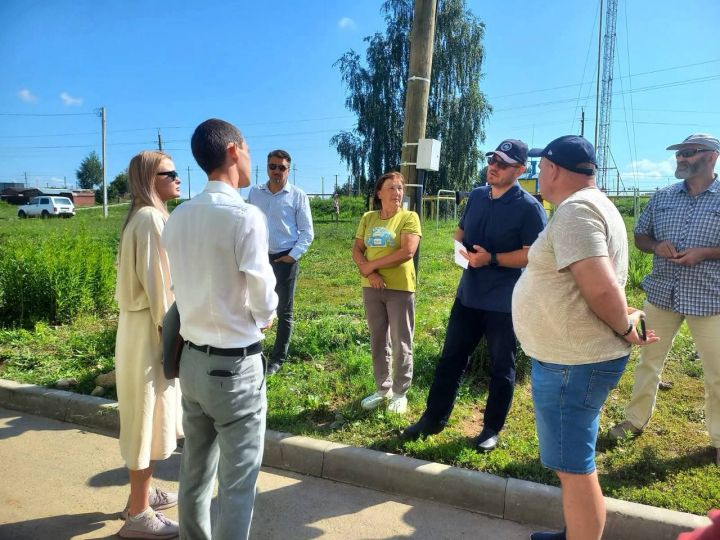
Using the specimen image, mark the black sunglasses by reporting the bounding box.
[268,164,288,172]
[488,155,520,169]
[675,148,714,159]
[157,170,180,180]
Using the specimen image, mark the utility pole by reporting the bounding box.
[255,165,259,185]
[334,174,338,194]
[157,129,163,151]
[399,0,437,212]
[580,108,585,137]
[187,166,191,200]
[100,106,108,218]
[24,171,27,187]
[293,164,296,185]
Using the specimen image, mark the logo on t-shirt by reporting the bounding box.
[366,226,395,247]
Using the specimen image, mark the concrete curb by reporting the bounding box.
[0,379,706,538]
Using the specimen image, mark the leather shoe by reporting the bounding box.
[401,415,444,441]
[474,428,498,453]
[266,362,282,376]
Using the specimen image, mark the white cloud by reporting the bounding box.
[60,91,83,106]
[623,157,675,178]
[338,17,355,30]
[18,89,37,103]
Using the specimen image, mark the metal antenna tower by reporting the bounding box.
[596,0,618,191]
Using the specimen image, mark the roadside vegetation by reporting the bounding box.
[0,196,716,515]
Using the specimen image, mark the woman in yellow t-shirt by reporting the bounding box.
[352,172,422,414]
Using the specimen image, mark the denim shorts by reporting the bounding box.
[531,355,629,474]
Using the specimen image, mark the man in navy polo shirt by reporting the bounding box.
[402,139,547,452]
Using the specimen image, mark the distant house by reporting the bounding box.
[0,187,96,207]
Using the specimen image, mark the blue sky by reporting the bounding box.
[1,0,718,197]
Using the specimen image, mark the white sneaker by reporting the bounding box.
[118,509,179,539]
[387,395,408,414]
[120,487,178,520]
[361,391,391,410]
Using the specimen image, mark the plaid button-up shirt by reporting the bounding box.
[635,175,720,316]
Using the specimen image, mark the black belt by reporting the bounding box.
[187,341,262,357]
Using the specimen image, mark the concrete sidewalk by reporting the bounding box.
[0,408,537,539]
[0,379,706,539]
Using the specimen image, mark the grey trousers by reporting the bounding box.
[362,287,415,396]
[178,344,266,540]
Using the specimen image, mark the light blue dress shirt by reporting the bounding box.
[247,182,314,260]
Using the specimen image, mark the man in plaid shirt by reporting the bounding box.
[610,133,720,464]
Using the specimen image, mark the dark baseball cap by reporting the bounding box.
[528,135,597,176]
[485,139,528,165]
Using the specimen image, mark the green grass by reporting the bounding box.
[0,197,717,515]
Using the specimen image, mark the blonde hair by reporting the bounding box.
[120,150,172,240]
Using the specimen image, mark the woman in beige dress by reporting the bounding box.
[115,151,183,539]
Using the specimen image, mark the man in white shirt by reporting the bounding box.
[162,118,277,540]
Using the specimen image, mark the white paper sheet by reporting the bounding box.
[454,240,468,269]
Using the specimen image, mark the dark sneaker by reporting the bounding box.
[120,487,178,521]
[267,362,282,376]
[118,510,178,539]
[530,529,566,540]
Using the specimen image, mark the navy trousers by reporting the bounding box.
[423,298,517,433]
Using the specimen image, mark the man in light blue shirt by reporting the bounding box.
[247,149,314,375]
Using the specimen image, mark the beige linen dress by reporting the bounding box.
[115,206,182,470]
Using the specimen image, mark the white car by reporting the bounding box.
[18,196,76,219]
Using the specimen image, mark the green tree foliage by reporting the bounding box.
[331,0,492,195]
[107,170,128,201]
[75,151,103,190]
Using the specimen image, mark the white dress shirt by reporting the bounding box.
[162,181,278,348]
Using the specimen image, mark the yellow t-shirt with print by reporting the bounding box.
[355,209,422,292]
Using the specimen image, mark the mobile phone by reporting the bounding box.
[639,317,647,341]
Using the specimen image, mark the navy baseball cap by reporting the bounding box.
[485,139,528,165]
[528,135,597,176]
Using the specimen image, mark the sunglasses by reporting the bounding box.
[157,170,180,180]
[488,156,519,169]
[675,148,714,159]
[268,164,288,172]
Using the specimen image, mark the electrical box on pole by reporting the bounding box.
[417,138,441,171]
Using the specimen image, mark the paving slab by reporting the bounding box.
[0,408,538,540]
[0,379,708,539]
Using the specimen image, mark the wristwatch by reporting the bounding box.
[489,252,498,267]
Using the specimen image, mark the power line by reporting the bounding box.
[0,112,95,117]
[490,58,720,100]
[492,74,720,113]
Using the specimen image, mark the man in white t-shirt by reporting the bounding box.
[512,135,658,540]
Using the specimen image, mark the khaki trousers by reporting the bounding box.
[362,287,415,396]
[626,301,720,447]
